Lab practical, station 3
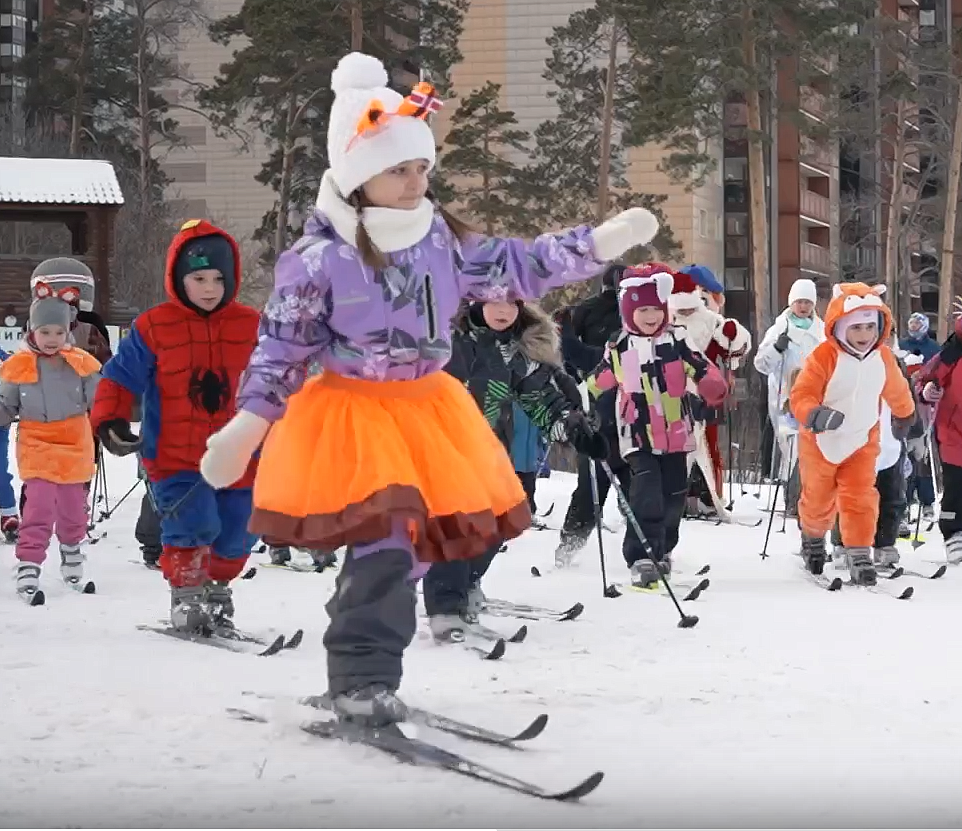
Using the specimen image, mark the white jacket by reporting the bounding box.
[753,309,825,427]
[877,401,901,472]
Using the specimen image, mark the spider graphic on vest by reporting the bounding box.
[188,367,232,416]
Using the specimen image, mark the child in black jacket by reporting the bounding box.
[426,300,605,643]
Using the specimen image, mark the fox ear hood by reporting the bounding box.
[825,281,892,342]
[163,219,241,310]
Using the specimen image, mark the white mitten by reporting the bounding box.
[200,410,270,488]
[591,208,659,260]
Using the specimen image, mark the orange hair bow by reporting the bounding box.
[33,281,81,306]
[352,81,443,146]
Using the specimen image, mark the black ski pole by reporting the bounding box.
[599,459,698,628]
[757,349,788,500]
[99,478,143,522]
[589,458,621,598]
[760,479,781,559]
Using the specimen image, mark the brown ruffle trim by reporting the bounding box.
[252,483,532,563]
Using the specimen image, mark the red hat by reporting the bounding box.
[619,264,674,335]
[669,270,704,312]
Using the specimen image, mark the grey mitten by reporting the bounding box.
[774,329,791,354]
[891,414,915,441]
[806,406,845,433]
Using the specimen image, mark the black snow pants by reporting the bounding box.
[939,461,962,541]
[623,450,688,567]
[323,537,418,697]
[422,540,500,617]
[559,452,632,550]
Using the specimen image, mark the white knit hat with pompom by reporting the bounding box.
[325,52,437,199]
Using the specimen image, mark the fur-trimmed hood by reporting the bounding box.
[456,301,562,367]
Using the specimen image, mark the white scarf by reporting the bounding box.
[315,170,435,253]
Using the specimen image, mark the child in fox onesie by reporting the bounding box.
[789,282,915,586]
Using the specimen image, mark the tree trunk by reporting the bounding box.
[596,15,618,228]
[482,127,493,236]
[743,8,770,335]
[351,0,363,50]
[884,100,907,328]
[68,0,95,157]
[939,75,962,341]
[136,12,150,205]
[274,93,299,259]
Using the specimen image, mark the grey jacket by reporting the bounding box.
[0,349,100,429]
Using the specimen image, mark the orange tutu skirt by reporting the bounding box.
[250,371,532,562]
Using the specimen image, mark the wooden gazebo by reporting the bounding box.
[0,157,138,326]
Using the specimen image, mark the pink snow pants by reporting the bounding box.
[16,479,88,565]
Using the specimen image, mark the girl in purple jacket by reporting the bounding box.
[200,51,658,728]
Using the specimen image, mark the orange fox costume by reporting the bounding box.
[789,283,914,547]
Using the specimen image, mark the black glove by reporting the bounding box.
[564,412,610,460]
[806,406,845,434]
[98,418,142,457]
[773,329,791,354]
[940,333,962,366]
[891,413,916,441]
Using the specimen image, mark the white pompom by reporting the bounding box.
[331,52,389,94]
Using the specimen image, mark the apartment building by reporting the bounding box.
[159,0,274,243]
[0,0,38,143]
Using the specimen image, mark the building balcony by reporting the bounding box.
[801,241,831,273]
[800,136,833,173]
[800,87,827,122]
[800,189,831,225]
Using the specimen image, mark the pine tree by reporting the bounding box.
[608,0,879,330]
[516,4,680,260]
[200,0,467,260]
[439,82,530,236]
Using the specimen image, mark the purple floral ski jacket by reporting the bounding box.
[237,211,608,422]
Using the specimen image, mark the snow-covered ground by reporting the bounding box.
[1,450,960,828]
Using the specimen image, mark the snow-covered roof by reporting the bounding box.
[0,157,125,206]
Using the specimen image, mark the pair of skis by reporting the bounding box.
[138,623,304,657]
[18,575,96,606]
[228,693,604,802]
[430,618,527,661]
[802,568,913,599]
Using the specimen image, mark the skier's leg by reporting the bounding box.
[55,482,90,584]
[206,487,256,619]
[135,490,162,566]
[661,452,690,565]
[323,521,418,725]
[938,462,962,560]
[873,460,903,566]
[154,472,219,631]
[623,451,665,583]
[15,479,55,596]
[836,441,881,585]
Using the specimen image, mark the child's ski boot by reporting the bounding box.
[429,613,466,643]
[169,585,211,633]
[1,515,19,543]
[141,545,162,569]
[873,545,900,568]
[629,558,662,588]
[846,547,877,586]
[15,561,44,605]
[310,550,338,571]
[946,533,962,565]
[205,580,235,631]
[60,544,94,593]
[801,535,827,575]
[330,683,408,726]
[269,545,292,566]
